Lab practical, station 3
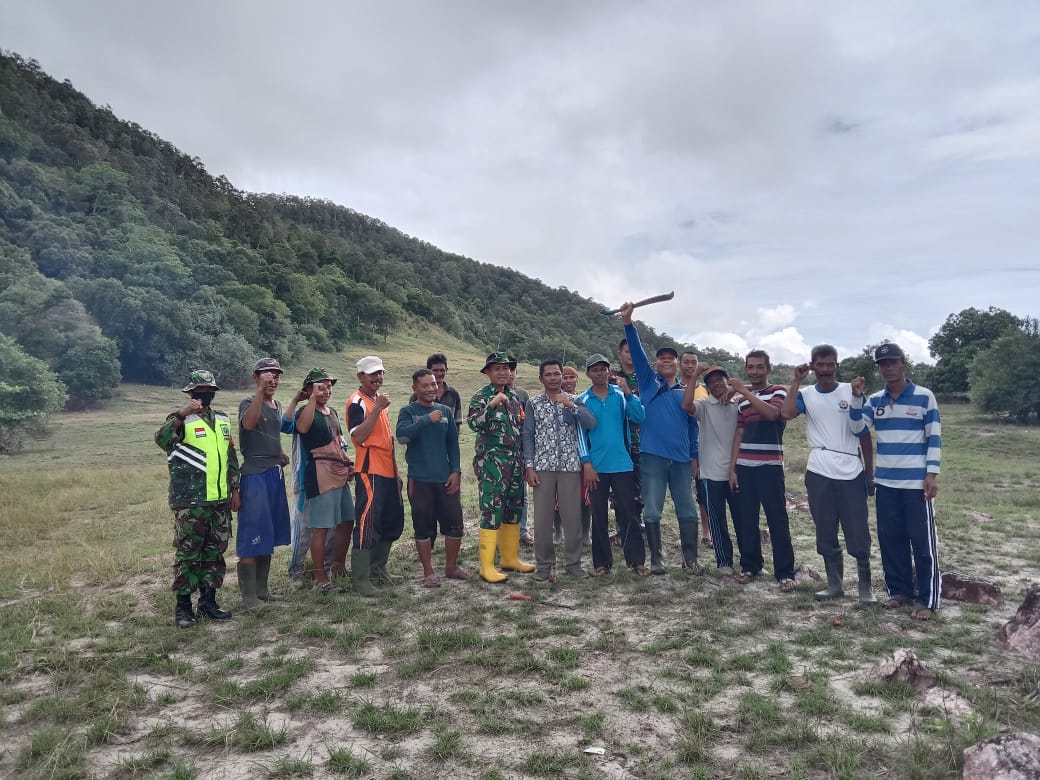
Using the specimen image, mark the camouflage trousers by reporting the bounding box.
[474,450,525,530]
[171,505,231,595]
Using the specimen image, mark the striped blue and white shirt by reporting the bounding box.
[849,382,940,490]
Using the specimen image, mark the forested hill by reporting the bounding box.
[0,51,739,404]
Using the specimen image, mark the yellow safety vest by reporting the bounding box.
[168,411,233,502]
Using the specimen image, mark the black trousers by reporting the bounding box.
[589,471,643,569]
[734,465,795,581]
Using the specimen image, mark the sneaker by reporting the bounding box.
[717,566,734,576]
[533,568,551,582]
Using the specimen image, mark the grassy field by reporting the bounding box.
[2,326,1040,779]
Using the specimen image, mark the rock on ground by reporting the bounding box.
[998,585,1040,661]
[864,648,937,692]
[963,732,1040,779]
[941,572,1004,607]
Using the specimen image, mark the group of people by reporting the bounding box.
[155,303,942,628]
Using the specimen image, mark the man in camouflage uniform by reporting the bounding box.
[468,351,535,582]
[155,370,241,628]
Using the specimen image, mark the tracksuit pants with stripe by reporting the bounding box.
[875,484,940,609]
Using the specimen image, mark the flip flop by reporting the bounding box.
[445,566,470,580]
[911,604,933,621]
[735,572,756,585]
[314,581,334,594]
[591,566,609,577]
[778,578,796,593]
[422,574,442,588]
[631,565,651,576]
[881,596,912,609]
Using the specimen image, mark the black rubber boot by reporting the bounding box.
[197,587,232,620]
[678,524,700,569]
[174,593,196,629]
[814,555,845,601]
[857,560,878,604]
[645,523,666,575]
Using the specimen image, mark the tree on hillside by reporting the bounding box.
[928,307,1022,395]
[0,333,67,453]
[969,318,1040,422]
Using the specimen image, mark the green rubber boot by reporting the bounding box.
[237,560,263,611]
[369,540,399,585]
[351,548,381,597]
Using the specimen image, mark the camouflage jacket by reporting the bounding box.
[155,408,241,509]
[468,384,523,460]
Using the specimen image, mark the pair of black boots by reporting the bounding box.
[175,588,231,629]
[644,523,701,575]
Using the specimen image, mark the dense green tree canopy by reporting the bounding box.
[0,50,733,402]
[0,333,67,452]
[928,307,1022,395]
[969,319,1040,422]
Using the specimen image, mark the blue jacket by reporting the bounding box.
[624,323,699,463]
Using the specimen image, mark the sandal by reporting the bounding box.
[314,581,334,594]
[911,604,933,621]
[881,595,912,610]
[422,574,442,588]
[778,578,796,593]
[735,572,756,585]
[631,565,651,576]
[591,566,609,577]
[445,566,470,580]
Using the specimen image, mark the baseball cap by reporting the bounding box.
[656,346,679,358]
[585,353,611,369]
[873,343,906,362]
[253,357,283,374]
[357,356,385,374]
[702,366,728,380]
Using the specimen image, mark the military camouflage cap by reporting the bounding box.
[481,351,517,373]
[303,368,337,386]
[181,369,221,393]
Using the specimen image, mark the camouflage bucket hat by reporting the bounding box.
[181,369,221,393]
[303,368,337,386]
[481,351,518,374]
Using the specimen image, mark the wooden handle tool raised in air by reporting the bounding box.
[600,291,675,316]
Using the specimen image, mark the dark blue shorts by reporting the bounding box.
[237,466,292,557]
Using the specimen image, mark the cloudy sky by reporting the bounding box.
[4,1,1038,364]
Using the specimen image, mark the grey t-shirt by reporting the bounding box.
[693,396,739,482]
[238,397,285,475]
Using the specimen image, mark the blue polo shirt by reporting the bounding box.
[579,385,646,472]
[850,381,941,490]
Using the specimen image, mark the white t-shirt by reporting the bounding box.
[797,382,864,481]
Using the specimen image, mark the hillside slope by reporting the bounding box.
[0,50,743,400]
